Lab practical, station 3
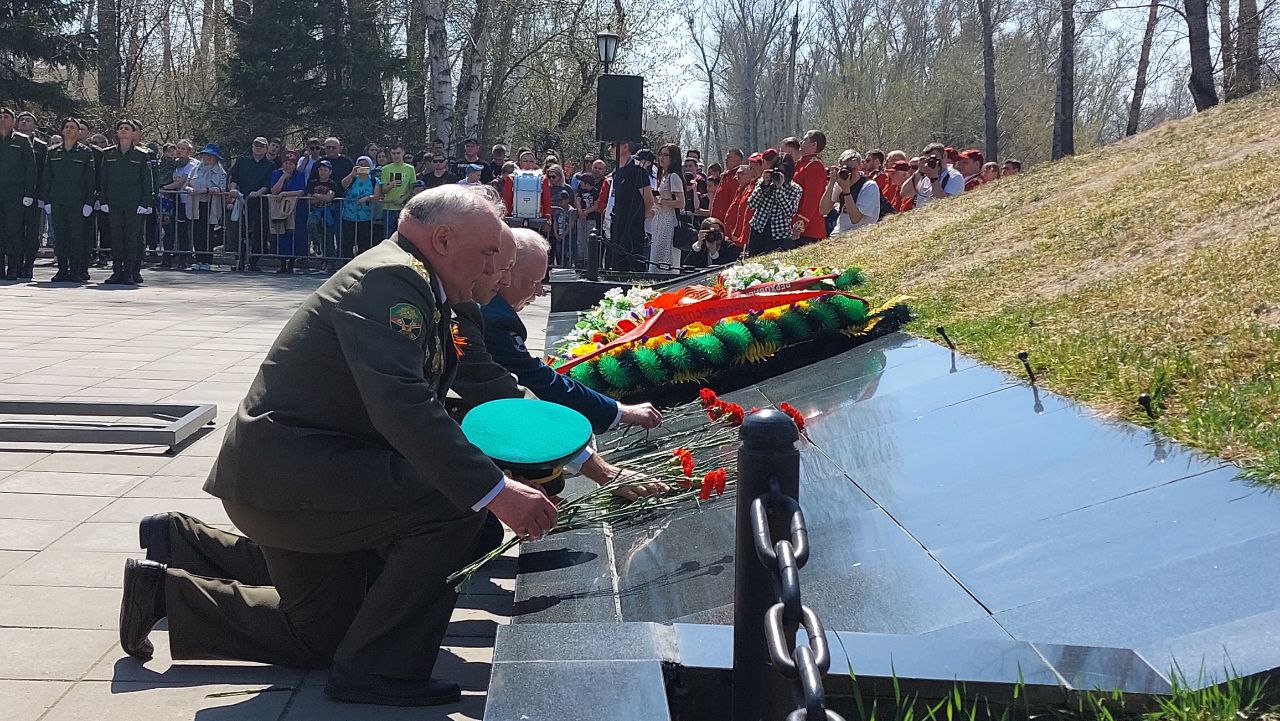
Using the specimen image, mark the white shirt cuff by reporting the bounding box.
[565,447,595,474]
[611,403,623,428]
[471,475,505,511]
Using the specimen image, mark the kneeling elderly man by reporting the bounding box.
[117,186,557,706]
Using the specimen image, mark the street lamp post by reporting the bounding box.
[596,31,620,75]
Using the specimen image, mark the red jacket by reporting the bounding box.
[501,174,552,220]
[595,177,611,214]
[792,154,828,241]
[727,183,755,246]
[709,173,738,222]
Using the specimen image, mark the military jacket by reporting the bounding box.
[42,143,97,205]
[99,144,154,205]
[205,235,503,513]
[0,131,36,193]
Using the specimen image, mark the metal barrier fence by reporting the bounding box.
[734,409,845,721]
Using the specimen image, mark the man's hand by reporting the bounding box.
[580,454,668,501]
[486,477,557,540]
[82,204,93,217]
[618,402,661,429]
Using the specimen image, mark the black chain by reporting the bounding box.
[751,478,846,721]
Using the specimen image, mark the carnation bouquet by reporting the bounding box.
[447,388,799,587]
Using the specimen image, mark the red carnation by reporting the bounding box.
[678,478,693,490]
[723,403,746,427]
[778,402,807,431]
[698,479,714,500]
[699,388,719,409]
[681,455,695,477]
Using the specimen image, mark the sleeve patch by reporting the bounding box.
[389,303,424,340]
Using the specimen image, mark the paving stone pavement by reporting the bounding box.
[0,264,550,721]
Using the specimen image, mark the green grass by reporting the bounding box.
[784,89,1280,484]
[836,664,1272,721]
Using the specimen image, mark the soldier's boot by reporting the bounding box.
[18,254,35,280]
[103,259,126,285]
[50,257,71,282]
[2,255,15,281]
[0,255,7,280]
[130,259,144,285]
[78,258,91,282]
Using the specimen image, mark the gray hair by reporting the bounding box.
[401,184,504,226]
[510,228,551,264]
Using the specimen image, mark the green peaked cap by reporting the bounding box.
[460,398,592,472]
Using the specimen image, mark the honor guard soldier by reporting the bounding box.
[0,108,37,281]
[99,118,154,285]
[15,112,46,280]
[41,118,97,283]
[117,186,557,707]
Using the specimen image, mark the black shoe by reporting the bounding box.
[78,263,90,282]
[17,256,33,280]
[326,667,461,707]
[104,260,125,284]
[119,558,167,660]
[130,261,143,285]
[2,256,15,281]
[50,258,71,283]
[138,513,171,565]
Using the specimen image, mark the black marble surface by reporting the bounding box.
[503,330,1280,694]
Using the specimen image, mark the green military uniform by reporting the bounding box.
[16,134,47,279]
[0,130,36,280]
[99,143,153,284]
[161,235,501,696]
[141,299,531,588]
[41,141,96,282]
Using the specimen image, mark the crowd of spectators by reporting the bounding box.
[5,112,1026,282]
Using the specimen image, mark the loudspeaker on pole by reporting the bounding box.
[596,75,644,142]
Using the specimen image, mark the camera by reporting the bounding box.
[838,168,852,181]
[704,228,724,245]
[924,157,940,169]
[769,170,785,186]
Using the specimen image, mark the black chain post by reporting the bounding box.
[735,408,847,721]
[735,409,800,721]
[586,228,602,281]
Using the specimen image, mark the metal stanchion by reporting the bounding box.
[733,408,843,721]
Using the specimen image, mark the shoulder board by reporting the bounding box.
[12,131,29,140]
[407,256,433,284]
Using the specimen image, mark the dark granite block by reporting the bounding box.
[934,466,1274,612]
[994,531,1280,677]
[493,622,676,663]
[1032,643,1171,695]
[484,659,670,721]
[511,527,620,624]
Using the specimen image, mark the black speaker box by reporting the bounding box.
[596,75,644,142]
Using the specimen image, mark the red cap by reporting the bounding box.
[748,152,764,163]
[961,149,984,164]
[762,148,779,163]
[890,161,911,171]
[945,146,960,160]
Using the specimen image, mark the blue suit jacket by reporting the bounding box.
[481,296,619,434]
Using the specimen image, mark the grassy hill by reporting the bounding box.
[784,90,1280,483]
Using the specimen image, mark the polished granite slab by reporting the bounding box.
[503,330,1280,700]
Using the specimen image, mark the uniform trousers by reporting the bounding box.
[49,204,88,267]
[165,498,483,680]
[0,191,23,260]
[21,203,41,260]
[106,207,146,264]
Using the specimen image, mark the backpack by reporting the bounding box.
[851,176,896,220]
[511,170,542,219]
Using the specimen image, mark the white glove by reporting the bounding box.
[99,203,110,213]
[136,205,149,215]
[82,204,93,217]
[43,202,52,214]
[21,197,33,207]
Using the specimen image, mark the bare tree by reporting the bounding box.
[978,0,1000,159]
[1127,0,1160,134]
[1185,0,1220,109]
[1236,0,1261,94]
[425,0,453,145]
[454,0,492,149]
[1052,0,1076,158]
[98,0,122,107]
[687,12,724,161]
[407,0,427,135]
[1220,0,1235,96]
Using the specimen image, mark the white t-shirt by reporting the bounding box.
[832,178,881,232]
[916,167,964,207]
[172,158,199,204]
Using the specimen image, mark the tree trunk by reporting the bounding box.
[97,0,121,107]
[407,0,427,137]
[1185,0,1220,110]
[213,0,226,59]
[454,0,490,150]
[199,0,214,57]
[977,0,999,160]
[1051,0,1075,158]
[553,59,600,132]
[1127,0,1159,135]
[783,9,798,133]
[501,12,533,144]
[1220,0,1235,98]
[480,6,515,146]
[1236,0,1260,95]
[425,0,453,146]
